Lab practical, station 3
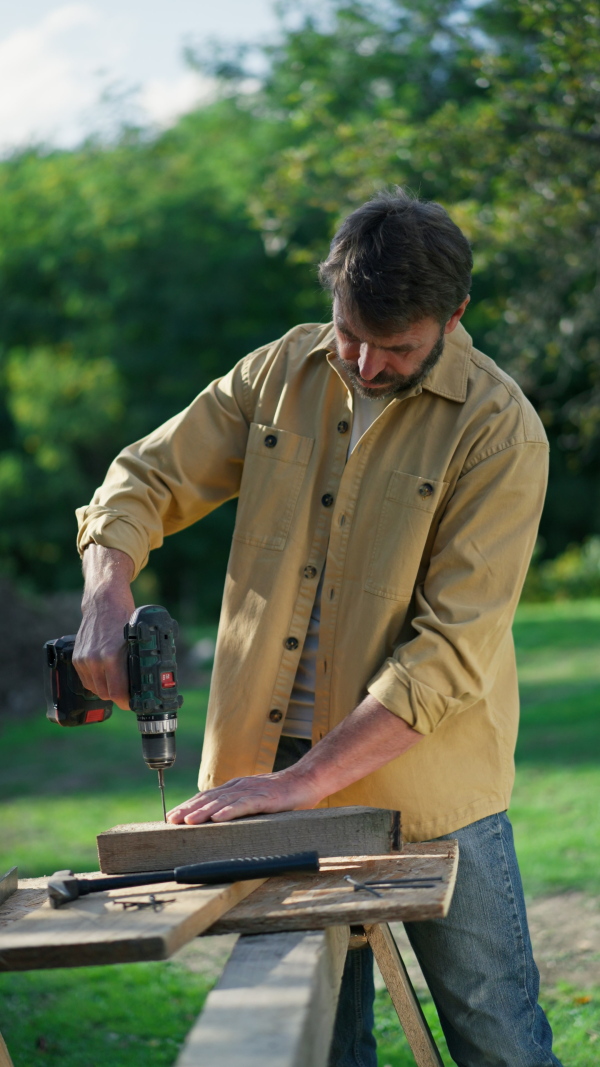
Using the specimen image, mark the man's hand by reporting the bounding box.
[73,544,135,710]
[168,695,423,824]
[167,765,322,825]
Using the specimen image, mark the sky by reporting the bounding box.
[0,1,284,153]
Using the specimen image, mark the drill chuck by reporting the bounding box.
[138,714,178,770]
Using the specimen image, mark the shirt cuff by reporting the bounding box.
[367,658,450,735]
[75,506,152,580]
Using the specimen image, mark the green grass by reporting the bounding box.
[1,963,212,1067]
[0,688,208,876]
[374,985,600,1066]
[1,600,599,1066]
[511,600,600,896]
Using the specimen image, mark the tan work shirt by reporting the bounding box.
[76,322,548,840]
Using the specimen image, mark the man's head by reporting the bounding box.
[319,189,472,399]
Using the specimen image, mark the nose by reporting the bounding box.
[358,343,387,381]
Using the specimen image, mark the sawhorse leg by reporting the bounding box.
[365,922,444,1067]
[0,1032,14,1067]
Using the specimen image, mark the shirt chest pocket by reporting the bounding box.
[365,470,447,601]
[233,422,314,551]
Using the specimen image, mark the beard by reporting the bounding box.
[336,330,445,400]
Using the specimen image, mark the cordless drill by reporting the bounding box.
[44,605,184,820]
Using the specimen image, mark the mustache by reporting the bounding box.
[335,332,446,395]
[342,364,399,387]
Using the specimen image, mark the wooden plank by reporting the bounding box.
[0,876,264,972]
[0,881,47,931]
[366,923,443,1067]
[208,843,458,934]
[0,1033,14,1067]
[0,869,17,908]
[97,807,401,874]
[176,925,350,1067]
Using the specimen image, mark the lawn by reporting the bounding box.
[0,600,599,1066]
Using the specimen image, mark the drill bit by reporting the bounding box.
[157,768,167,823]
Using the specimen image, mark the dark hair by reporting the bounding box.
[319,188,472,332]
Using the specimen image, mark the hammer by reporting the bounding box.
[47,851,319,908]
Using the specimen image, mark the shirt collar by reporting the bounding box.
[310,321,472,405]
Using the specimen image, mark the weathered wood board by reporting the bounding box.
[0,843,456,972]
[0,876,263,972]
[0,869,17,908]
[175,926,350,1067]
[97,807,401,874]
[208,843,458,934]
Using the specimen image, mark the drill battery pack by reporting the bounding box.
[44,635,113,726]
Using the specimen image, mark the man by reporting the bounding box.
[74,190,562,1066]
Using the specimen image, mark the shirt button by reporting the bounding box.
[321,493,334,507]
[264,434,277,448]
[268,709,283,723]
[304,565,317,579]
[284,636,299,650]
[337,420,349,434]
[419,483,434,498]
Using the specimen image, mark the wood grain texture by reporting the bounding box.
[0,1033,14,1067]
[97,807,401,874]
[0,869,17,908]
[208,843,458,935]
[366,923,444,1067]
[0,876,263,972]
[175,926,350,1067]
[0,882,47,930]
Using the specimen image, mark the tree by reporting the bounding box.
[0,105,324,605]
[213,0,600,554]
[1,0,598,609]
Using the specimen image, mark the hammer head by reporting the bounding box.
[47,870,79,908]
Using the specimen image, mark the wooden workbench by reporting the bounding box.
[0,842,458,1066]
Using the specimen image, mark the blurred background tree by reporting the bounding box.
[1,0,599,617]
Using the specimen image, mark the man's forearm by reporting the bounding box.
[81,543,135,604]
[167,695,423,824]
[286,695,423,800]
[73,544,136,708]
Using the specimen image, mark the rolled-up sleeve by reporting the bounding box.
[367,439,549,734]
[76,358,255,579]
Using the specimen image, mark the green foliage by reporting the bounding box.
[1,1,600,605]
[236,0,600,555]
[0,105,323,603]
[524,536,600,600]
[6,346,123,459]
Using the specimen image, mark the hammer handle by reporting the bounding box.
[68,851,319,897]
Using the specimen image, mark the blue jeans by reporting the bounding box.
[274,740,563,1067]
